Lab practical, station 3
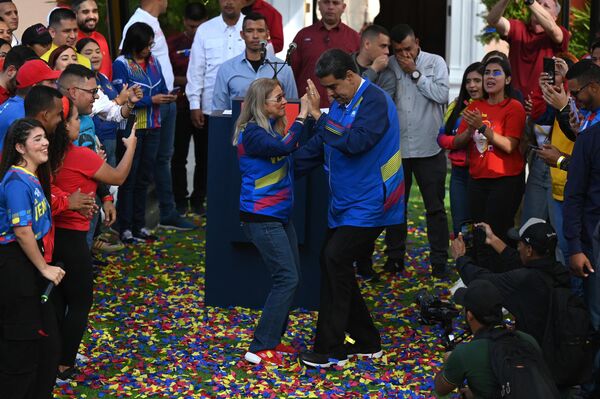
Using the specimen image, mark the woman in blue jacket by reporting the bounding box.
[112,22,176,244]
[234,78,308,366]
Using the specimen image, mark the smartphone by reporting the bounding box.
[528,144,541,151]
[125,114,136,135]
[170,86,181,95]
[543,58,555,85]
[460,222,475,249]
[569,97,580,124]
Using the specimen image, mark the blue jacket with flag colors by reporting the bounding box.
[236,120,303,222]
[294,79,405,228]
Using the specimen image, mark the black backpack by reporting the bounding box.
[478,328,560,399]
[539,270,595,387]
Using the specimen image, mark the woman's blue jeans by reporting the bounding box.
[242,221,301,352]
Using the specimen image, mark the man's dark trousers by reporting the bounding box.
[314,226,383,357]
[385,150,449,266]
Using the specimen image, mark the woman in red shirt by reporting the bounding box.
[454,58,526,271]
[50,98,137,381]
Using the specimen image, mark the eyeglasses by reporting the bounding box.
[266,93,286,103]
[570,81,596,99]
[74,86,99,96]
[484,70,504,77]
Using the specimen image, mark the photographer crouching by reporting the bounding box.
[451,218,566,346]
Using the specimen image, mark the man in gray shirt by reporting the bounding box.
[351,24,396,99]
[386,24,449,278]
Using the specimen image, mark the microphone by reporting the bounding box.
[259,39,268,64]
[285,42,297,65]
[41,261,64,303]
[41,282,54,303]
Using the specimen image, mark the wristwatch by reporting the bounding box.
[410,70,421,81]
[524,0,534,5]
[478,124,487,134]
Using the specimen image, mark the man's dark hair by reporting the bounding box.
[49,7,77,28]
[566,59,600,86]
[591,39,600,53]
[315,49,358,79]
[71,0,95,11]
[390,24,415,44]
[58,64,96,85]
[185,2,207,21]
[361,24,389,43]
[121,22,154,57]
[242,12,266,30]
[3,45,37,73]
[24,85,63,118]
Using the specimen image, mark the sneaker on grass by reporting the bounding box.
[133,227,158,242]
[157,214,195,231]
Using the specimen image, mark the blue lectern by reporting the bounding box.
[204,99,328,310]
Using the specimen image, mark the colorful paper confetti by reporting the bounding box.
[55,200,462,399]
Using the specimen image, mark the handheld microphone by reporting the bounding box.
[41,282,54,303]
[284,42,297,66]
[259,39,268,64]
[41,261,64,304]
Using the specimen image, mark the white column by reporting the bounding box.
[269,0,311,58]
[446,0,487,101]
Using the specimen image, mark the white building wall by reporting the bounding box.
[446,0,487,100]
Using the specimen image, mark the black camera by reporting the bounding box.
[460,221,487,249]
[416,291,463,350]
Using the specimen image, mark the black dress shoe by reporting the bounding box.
[299,351,348,368]
[383,257,404,273]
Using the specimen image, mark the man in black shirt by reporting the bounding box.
[451,218,570,345]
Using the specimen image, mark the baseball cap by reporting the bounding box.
[454,280,503,324]
[21,23,52,47]
[16,59,62,89]
[507,217,557,255]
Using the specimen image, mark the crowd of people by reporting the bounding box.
[1,0,600,397]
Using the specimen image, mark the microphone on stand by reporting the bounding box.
[284,42,297,66]
[259,39,268,65]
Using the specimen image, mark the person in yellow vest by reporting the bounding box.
[41,8,91,70]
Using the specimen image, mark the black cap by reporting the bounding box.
[507,217,557,255]
[454,280,503,324]
[21,24,52,47]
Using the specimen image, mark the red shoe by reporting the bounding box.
[244,350,283,366]
[275,343,297,354]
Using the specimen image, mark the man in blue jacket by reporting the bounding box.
[294,49,405,367]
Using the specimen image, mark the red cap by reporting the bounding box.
[16,59,62,89]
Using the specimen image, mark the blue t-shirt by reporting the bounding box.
[0,96,25,151]
[0,166,51,244]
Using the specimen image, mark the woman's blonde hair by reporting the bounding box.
[233,78,287,145]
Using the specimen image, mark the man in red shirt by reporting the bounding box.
[242,0,283,53]
[486,0,569,99]
[72,0,112,79]
[168,2,208,215]
[291,0,360,108]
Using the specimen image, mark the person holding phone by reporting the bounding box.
[453,58,526,272]
[51,97,137,381]
[0,118,65,398]
[234,78,309,366]
[112,22,177,244]
[437,62,484,236]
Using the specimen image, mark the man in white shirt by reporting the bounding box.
[120,0,194,231]
[186,0,245,129]
[0,0,19,46]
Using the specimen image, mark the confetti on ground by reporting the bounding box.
[55,198,463,399]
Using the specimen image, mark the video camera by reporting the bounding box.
[415,291,465,350]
